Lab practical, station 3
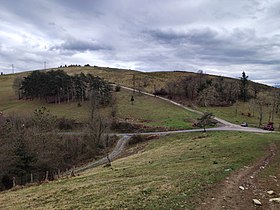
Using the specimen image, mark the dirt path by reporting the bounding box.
[74,135,131,173]
[197,143,277,210]
[63,86,278,209]
[119,85,239,128]
[70,87,271,174]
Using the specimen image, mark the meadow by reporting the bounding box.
[0,71,199,130]
[200,101,280,129]
[0,131,278,209]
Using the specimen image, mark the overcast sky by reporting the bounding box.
[0,0,280,85]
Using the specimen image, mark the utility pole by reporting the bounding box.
[44,61,46,70]
[12,64,14,74]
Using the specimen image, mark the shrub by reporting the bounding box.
[129,135,145,145]
[153,88,168,96]
[115,85,121,92]
[57,118,76,130]
[110,121,140,132]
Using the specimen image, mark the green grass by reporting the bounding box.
[200,101,279,128]
[0,71,199,129]
[0,67,273,129]
[0,131,279,209]
[116,90,199,129]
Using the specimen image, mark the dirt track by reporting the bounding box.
[70,86,271,172]
[71,86,276,209]
[197,143,278,210]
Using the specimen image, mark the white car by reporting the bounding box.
[240,122,248,127]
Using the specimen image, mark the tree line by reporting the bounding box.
[153,71,269,107]
[14,70,112,105]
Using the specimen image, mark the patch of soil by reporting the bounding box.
[196,143,278,210]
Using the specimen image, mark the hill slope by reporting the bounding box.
[0,71,199,130]
[0,66,276,129]
[0,131,279,209]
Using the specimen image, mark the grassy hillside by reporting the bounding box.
[0,72,199,130]
[200,101,280,129]
[116,90,199,130]
[0,66,274,129]
[0,131,279,209]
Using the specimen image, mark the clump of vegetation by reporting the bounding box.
[0,106,112,191]
[57,117,78,130]
[128,134,159,145]
[110,121,141,133]
[17,70,112,105]
[129,135,145,145]
[153,88,168,96]
[194,112,215,132]
[155,71,270,107]
[115,84,121,92]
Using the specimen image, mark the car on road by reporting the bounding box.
[241,122,248,127]
[264,122,274,131]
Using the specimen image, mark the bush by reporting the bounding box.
[57,118,76,130]
[153,88,168,96]
[115,85,121,92]
[128,135,159,145]
[129,135,145,145]
[110,121,140,133]
[1,175,13,190]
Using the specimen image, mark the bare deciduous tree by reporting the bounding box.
[196,112,215,132]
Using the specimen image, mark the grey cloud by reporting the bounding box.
[50,39,112,53]
[1,0,280,85]
[145,27,280,67]
[146,28,219,46]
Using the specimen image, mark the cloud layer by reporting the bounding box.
[0,0,280,85]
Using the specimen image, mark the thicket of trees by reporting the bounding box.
[154,71,268,107]
[16,70,112,105]
[0,107,115,190]
[1,71,116,190]
[253,90,280,127]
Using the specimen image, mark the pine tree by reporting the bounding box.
[240,71,249,102]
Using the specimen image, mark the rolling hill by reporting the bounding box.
[0,131,279,209]
[0,66,280,209]
[0,65,276,129]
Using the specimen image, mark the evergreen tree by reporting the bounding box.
[20,70,112,105]
[240,71,249,102]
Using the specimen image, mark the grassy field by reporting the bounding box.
[0,66,274,129]
[0,131,279,209]
[200,101,280,129]
[116,90,199,129]
[58,66,198,93]
[0,72,199,129]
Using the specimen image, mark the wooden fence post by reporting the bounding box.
[45,171,49,182]
[12,177,16,187]
[30,173,33,183]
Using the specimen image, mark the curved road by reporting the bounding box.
[72,86,272,174]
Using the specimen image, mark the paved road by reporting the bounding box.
[75,135,131,173]
[120,85,251,128]
[71,85,271,174]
